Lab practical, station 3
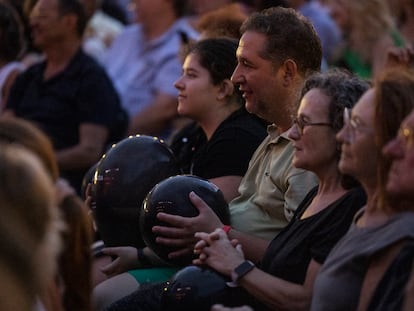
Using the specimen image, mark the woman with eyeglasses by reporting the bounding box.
[193,70,368,311]
[311,68,414,311]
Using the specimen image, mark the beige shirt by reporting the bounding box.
[229,124,318,240]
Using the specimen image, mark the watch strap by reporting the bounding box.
[228,260,255,287]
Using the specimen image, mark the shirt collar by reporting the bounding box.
[267,124,291,145]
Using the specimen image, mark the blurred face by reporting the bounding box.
[231,31,285,122]
[29,0,68,48]
[383,110,414,199]
[336,89,376,184]
[129,0,161,23]
[174,53,220,121]
[29,0,77,49]
[288,88,336,173]
[328,0,350,33]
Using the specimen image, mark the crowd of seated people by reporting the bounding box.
[2,1,414,311]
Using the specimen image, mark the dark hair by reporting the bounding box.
[302,69,370,133]
[301,69,370,189]
[374,68,414,211]
[188,38,238,85]
[187,38,244,105]
[0,1,25,61]
[240,7,322,76]
[57,0,87,37]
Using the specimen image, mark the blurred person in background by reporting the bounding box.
[3,0,127,194]
[101,0,198,138]
[0,116,94,311]
[0,143,62,311]
[327,0,404,79]
[80,0,124,62]
[284,0,341,71]
[0,1,26,110]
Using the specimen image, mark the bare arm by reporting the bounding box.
[99,246,166,278]
[127,93,178,136]
[57,123,108,170]
[226,226,269,263]
[195,229,320,311]
[239,259,320,311]
[153,192,269,263]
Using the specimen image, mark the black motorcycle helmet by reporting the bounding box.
[140,175,230,266]
[92,135,182,248]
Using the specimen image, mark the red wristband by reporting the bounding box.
[222,225,232,234]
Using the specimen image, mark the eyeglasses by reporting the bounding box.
[343,108,359,130]
[343,107,373,142]
[397,126,414,150]
[292,116,332,135]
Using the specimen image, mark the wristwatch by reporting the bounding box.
[230,260,255,285]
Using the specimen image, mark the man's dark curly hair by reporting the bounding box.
[240,7,322,76]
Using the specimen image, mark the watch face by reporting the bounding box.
[234,260,255,279]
